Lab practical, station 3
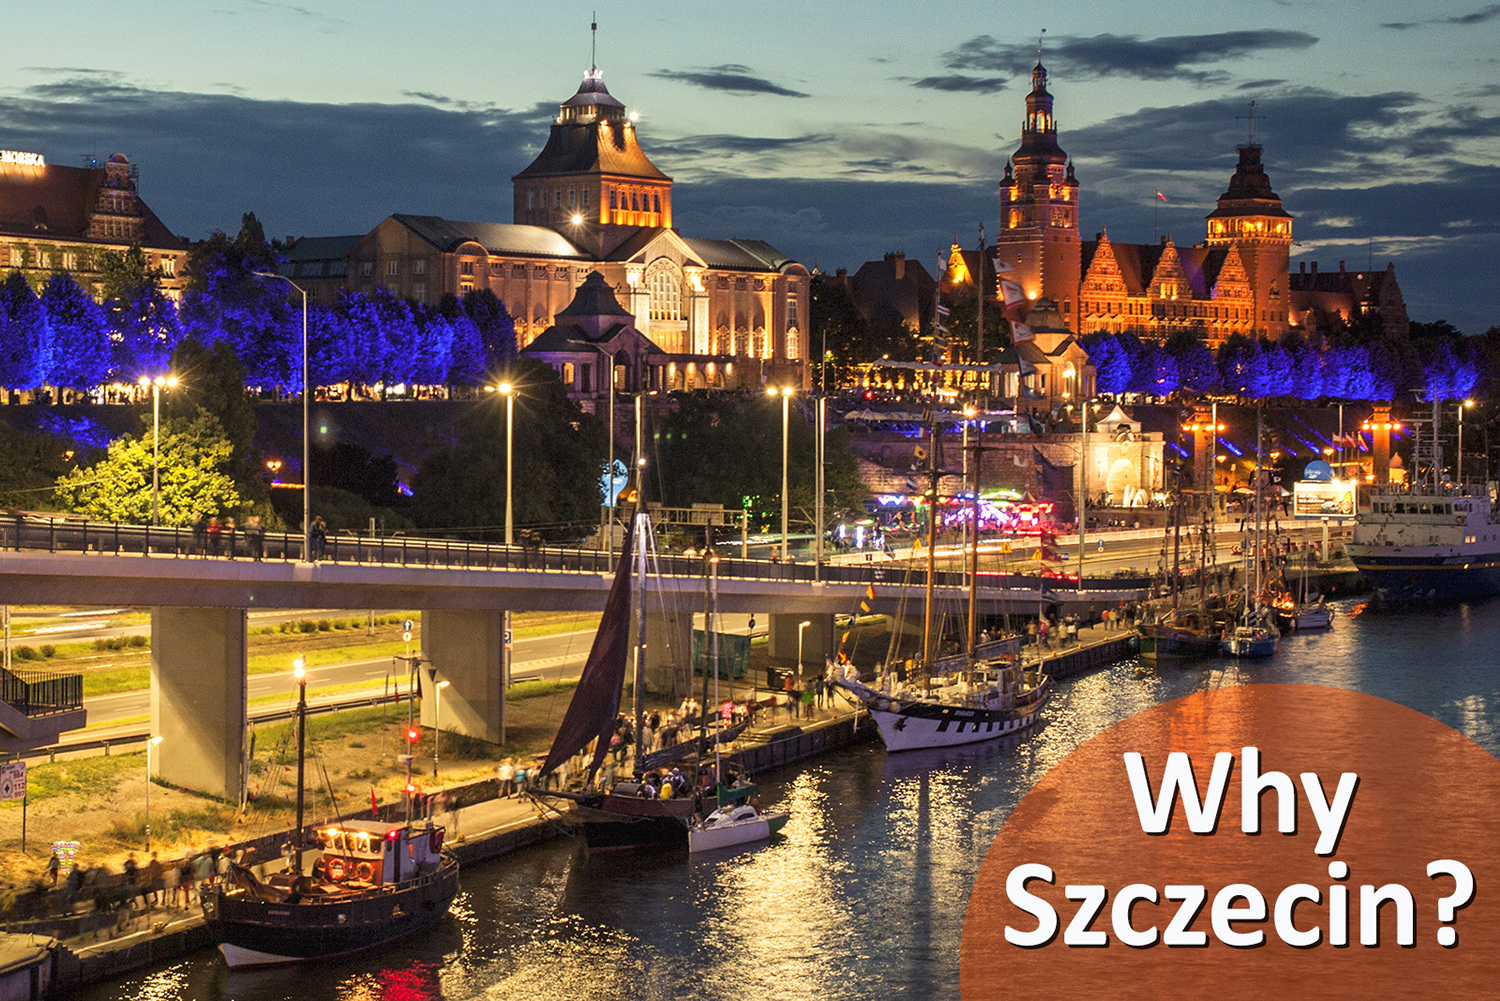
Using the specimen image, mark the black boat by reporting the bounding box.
[202,667,459,967]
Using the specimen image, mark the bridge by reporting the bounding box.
[0,515,1148,800]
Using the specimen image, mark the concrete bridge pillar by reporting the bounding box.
[419,609,506,746]
[150,607,247,802]
[631,611,692,700]
[768,612,835,680]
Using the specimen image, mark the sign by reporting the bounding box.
[402,630,412,643]
[0,761,26,801]
[1293,479,1356,520]
[503,629,513,651]
[402,618,414,632]
[0,150,44,167]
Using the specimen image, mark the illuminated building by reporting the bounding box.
[992,60,1405,347]
[291,66,808,390]
[0,150,187,298]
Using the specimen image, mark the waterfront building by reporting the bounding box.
[287,66,809,391]
[991,60,1406,347]
[0,150,187,298]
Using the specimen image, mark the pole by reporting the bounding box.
[607,352,615,567]
[633,512,647,775]
[504,389,515,546]
[1078,399,1088,594]
[922,421,938,674]
[501,610,510,744]
[432,679,447,778]
[781,389,791,563]
[151,382,160,526]
[294,666,307,876]
[301,287,309,562]
[815,395,825,582]
[797,620,810,683]
[968,419,982,663]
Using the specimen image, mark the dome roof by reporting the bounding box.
[561,70,625,112]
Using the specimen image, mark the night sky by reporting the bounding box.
[1,1,1495,333]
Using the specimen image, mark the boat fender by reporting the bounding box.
[875,700,888,712]
[355,861,374,882]
[327,858,346,881]
[889,702,900,713]
[431,828,444,853]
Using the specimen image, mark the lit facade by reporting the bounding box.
[0,151,187,299]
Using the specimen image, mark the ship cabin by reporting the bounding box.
[312,820,446,888]
[1354,491,1496,550]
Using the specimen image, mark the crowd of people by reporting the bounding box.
[4,841,236,927]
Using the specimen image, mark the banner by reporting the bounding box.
[1292,480,1356,520]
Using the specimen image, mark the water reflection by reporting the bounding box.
[74,597,1500,1001]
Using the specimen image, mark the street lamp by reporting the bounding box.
[433,679,450,778]
[1458,399,1474,486]
[145,735,163,852]
[767,385,794,562]
[486,382,516,546]
[138,374,178,525]
[293,658,307,875]
[250,271,310,562]
[797,619,811,683]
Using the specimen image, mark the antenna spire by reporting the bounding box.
[591,13,597,72]
[1038,28,1046,62]
[1236,99,1262,147]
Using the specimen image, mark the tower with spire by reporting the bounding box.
[512,25,672,257]
[1204,120,1293,340]
[994,53,1081,317]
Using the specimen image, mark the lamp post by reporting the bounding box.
[797,619,811,683]
[432,679,449,778]
[815,394,826,583]
[145,735,163,852]
[768,386,794,562]
[292,658,307,876]
[1458,399,1473,486]
[501,383,514,546]
[251,271,310,561]
[138,375,178,526]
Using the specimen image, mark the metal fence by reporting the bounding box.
[0,514,1153,594]
[0,665,84,716]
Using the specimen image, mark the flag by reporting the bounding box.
[1156,190,1169,202]
[371,786,379,817]
[1000,278,1026,313]
[1012,321,1034,343]
[913,444,928,463]
[859,584,877,615]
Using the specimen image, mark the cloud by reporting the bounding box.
[908,74,1009,94]
[647,65,807,98]
[941,30,1317,84]
[1383,3,1500,29]
[1237,79,1287,91]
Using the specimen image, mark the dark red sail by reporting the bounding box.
[537,520,634,781]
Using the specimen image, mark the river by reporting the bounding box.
[74,596,1500,1000]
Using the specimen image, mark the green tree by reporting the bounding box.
[160,337,268,511]
[410,358,606,536]
[53,413,240,525]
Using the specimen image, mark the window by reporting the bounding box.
[460,282,473,293]
[647,263,681,321]
[461,261,474,275]
[412,283,426,303]
[554,189,562,207]
[583,189,591,210]
[387,260,399,276]
[787,296,799,330]
[653,193,660,213]
[609,188,617,209]
[631,190,639,211]
[162,256,175,276]
[569,188,576,208]
[360,261,374,277]
[527,190,535,211]
[414,259,427,276]
[62,251,77,271]
[8,248,20,267]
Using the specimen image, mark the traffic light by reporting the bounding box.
[406,726,420,744]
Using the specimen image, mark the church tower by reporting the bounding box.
[512,66,673,258]
[995,59,1081,320]
[1205,143,1292,338]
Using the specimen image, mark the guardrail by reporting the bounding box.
[0,665,83,716]
[0,514,1154,594]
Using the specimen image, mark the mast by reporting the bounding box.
[967,417,982,665]
[698,534,713,758]
[294,664,307,876]
[921,419,939,677]
[632,392,646,773]
[1171,467,1182,610]
[1253,403,1264,618]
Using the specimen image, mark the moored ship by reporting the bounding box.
[1348,489,1500,601]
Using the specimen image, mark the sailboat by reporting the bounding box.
[1222,406,1281,658]
[202,666,460,968]
[1273,525,1333,632]
[689,550,788,853]
[832,419,1050,751]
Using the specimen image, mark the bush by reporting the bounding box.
[39,645,55,658]
[93,638,108,651]
[298,621,316,634]
[128,635,148,648]
[317,619,331,632]
[13,646,35,661]
[333,619,348,630]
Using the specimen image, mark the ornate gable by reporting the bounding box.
[1149,239,1189,300]
[1080,231,1127,297]
[1211,244,1253,302]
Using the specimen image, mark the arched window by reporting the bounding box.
[653,192,661,214]
[646,259,682,321]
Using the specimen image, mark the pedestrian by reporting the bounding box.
[310,517,328,561]
[47,849,60,887]
[245,514,264,560]
[813,675,825,710]
[145,852,164,908]
[224,516,237,558]
[497,759,516,798]
[122,853,140,909]
[1038,617,1050,649]
[207,516,223,557]
[177,857,194,908]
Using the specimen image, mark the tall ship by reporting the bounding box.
[202,667,459,967]
[1348,489,1500,601]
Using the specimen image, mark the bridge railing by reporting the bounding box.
[0,515,1152,595]
[0,665,84,717]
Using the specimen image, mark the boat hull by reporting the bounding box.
[1348,549,1500,603]
[571,793,695,852]
[835,679,1049,753]
[1139,628,1220,664]
[203,858,459,968]
[1222,634,1279,658]
[688,811,788,853]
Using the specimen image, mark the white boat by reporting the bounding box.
[689,804,789,853]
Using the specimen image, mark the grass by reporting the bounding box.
[247,640,411,676]
[13,751,144,803]
[508,679,578,702]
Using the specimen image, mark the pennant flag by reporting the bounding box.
[859,584,877,615]
[913,444,928,462]
[1000,278,1026,312]
[1012,321,1034,343]
[1156,190,1170,202]
[371,786,379,817]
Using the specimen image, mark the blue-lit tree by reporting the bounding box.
[405,307,456,388]
[1138,342,1179,396]
[0,271,52,390]
[41,272,111,390]
[1165,330,1218,394]
[461,288,518,370]
[1080,331,1134,395]
[180,214,296,390]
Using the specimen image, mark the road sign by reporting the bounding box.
[402,618,414,632]
[503,629,513,651]
[0,761,26,802]
[402,630,412,643]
